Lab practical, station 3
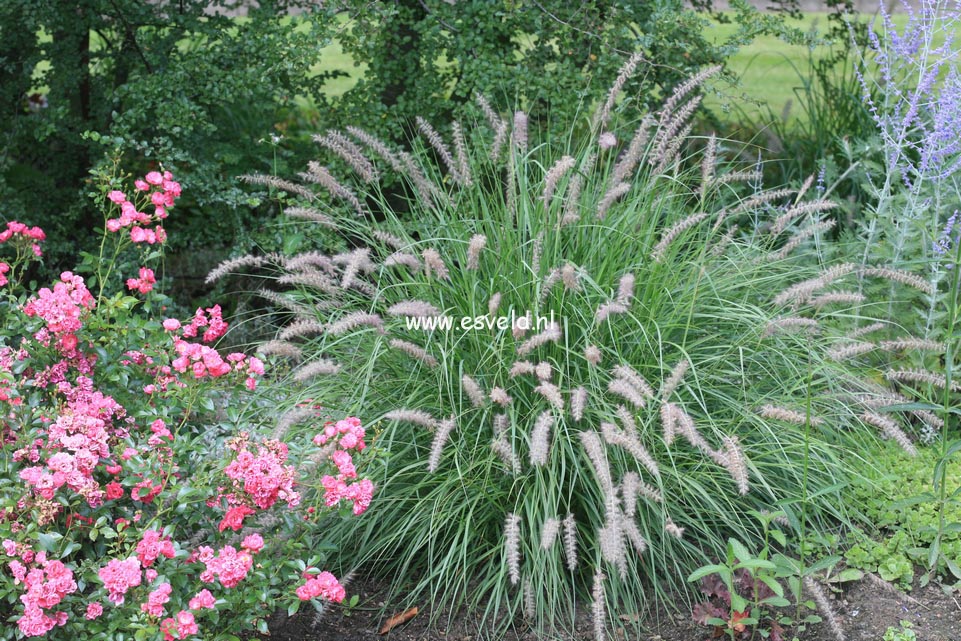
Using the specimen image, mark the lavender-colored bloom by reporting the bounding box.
[815,162,827,196]
[934,210,959,264]
[857,1,961,191]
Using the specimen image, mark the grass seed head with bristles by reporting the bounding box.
[659,359,690,399]
[804,577,846,641]
[595,52,644,129]
[302,162,366,217]
[292,359,341,381]
[540,517,560,550]
[466,234,487,270]
[769,219,837,261]
[584,345,602,366]
[451,121,473,187]
[474,94,507,161]
[416,116,462,185]
[428,417,457,473]
[861,412,918,456]
[388,339,438,368]
[232,62,936,637]
[542,156,577,205]
[314,130,378,183]
[769,200,839,235]
[530,411,555,466]
[206,253,275,285]
[461,375,487,408]
[489,386,512,407]
[504,513,522,585]
[279,319,327,341]
[534,361,552,381]
[383,409,439,431]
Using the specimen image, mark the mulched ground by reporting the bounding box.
[253,572,961,641]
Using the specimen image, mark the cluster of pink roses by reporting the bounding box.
[157,305,264,390]
[217,435,300,533]
[107,169,180,296]
[22,272,95,355]
[2,544,77,637]
[105,170,180,243]
[0,221,45,285]
[0,220,45,250]
[316,417,374,516]
[141,582,172,616]
[97,557,142,605]
[125,266,156,294]
[136,529,176,567]
[159,610,199,640]
[295,570,346,603]
[15,376,126,517]
[197,540,257,588]
[96,558,199,640]
[0,346,18,404]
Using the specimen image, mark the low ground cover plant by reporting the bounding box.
[844,446,961,588]
[0,170,371,639]
[217,53,946,636]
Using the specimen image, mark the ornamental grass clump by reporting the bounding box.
[223,59,937,635]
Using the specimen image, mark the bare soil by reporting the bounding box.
[253,573,961,641]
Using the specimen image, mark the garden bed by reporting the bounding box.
[256,574,961,641]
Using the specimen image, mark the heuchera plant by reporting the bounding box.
[0,169,372,639]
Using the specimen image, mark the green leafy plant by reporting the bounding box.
[843,445,961,588]
[883,620,917,641]
[799,0,961,590]
[220,59,936,636]
[688,513,795,641]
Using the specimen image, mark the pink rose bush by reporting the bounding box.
[0,170,373,639]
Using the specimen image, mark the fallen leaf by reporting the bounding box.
[379,606,419,634]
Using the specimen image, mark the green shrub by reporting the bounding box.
[332,0,762,141]
[218,61,936,635]
[0,0,337,270]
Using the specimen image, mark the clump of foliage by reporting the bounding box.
[334,0,758,139]
[883,620,918,641]
[689,512,796,641]
[844,447,961,589]
[0,0,337,268]
[219,58,939,636]
[0,169,372,639]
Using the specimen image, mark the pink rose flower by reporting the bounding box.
[241,533,264,554]
[188,588,216,610]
